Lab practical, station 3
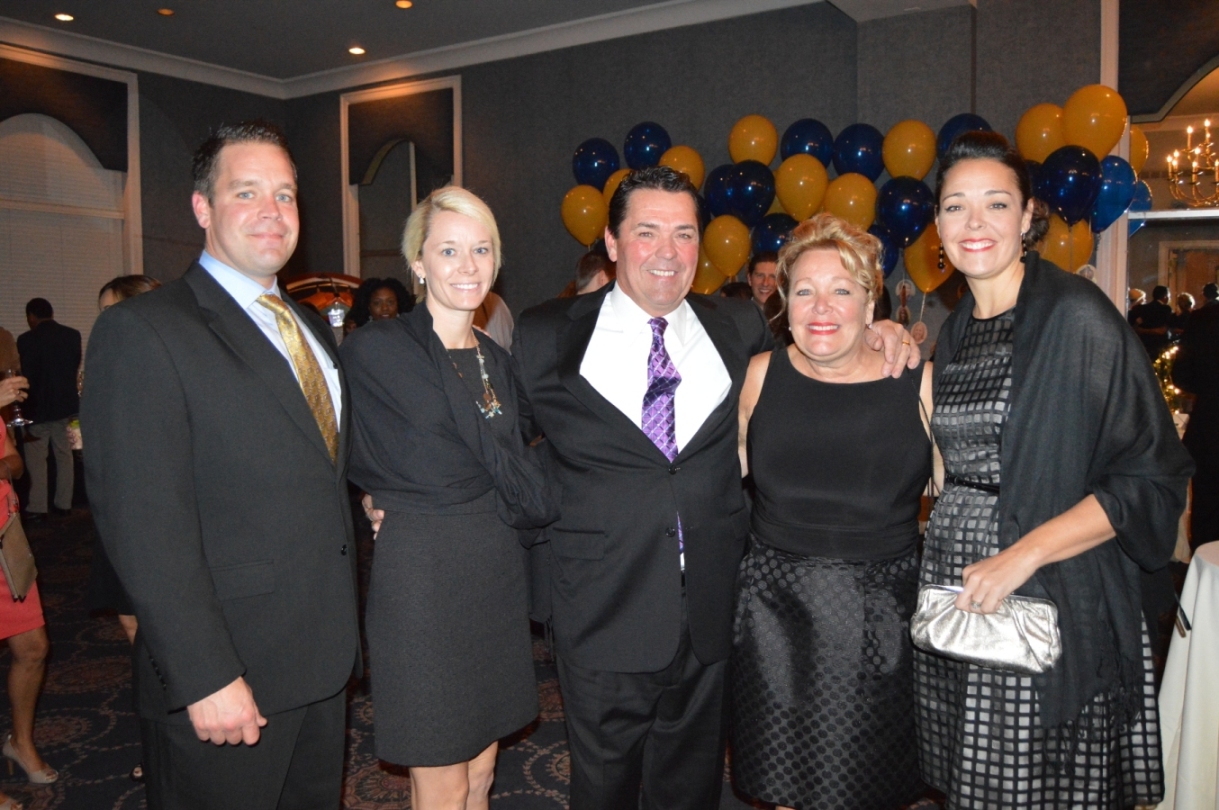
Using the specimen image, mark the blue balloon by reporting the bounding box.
[752,213,798,255]
[876,176,935,248]
[623,121,671,170]
[869,222,900,278]
[1039,145,1102,225]
[703,164,734,218]
[937,113,992,157]
[1128,179,1152,238]
[723,161,776,227]
[781,118,835,166]
[1089,156,1138,233]
[572,138,620,189]
[833,123,885,180]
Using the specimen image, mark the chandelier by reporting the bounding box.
[1168,120,1219,207]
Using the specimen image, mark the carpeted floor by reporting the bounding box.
[0,508,755,809]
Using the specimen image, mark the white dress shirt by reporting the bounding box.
[198,251,343,424]
[580,284,730,453]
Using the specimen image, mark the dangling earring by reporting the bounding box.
[417,275,426,285]
[1020,231,1028,256]
[937,245,945,271]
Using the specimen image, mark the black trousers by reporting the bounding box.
[141,688,346,810]
[556,596,728,810]
[1189,455,1219,552]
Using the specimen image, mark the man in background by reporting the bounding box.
[17,298,81,521]
[746,251,778,309]
[1130,284,1174,359]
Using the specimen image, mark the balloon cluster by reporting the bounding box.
[561,84,1146,296]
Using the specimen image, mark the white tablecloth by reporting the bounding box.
[1159,540,1219,809]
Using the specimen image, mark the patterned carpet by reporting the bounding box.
[0,508,754,809]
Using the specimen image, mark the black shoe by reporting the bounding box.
[49,507,73,519]
[20,512,46,524]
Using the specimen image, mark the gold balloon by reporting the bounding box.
[1040,215,1094,271]
[703,215,751,276]
[823,173,877,231]
[729,115,779,165]
[602,168,632,206]
[1129,125,1149,175]
[659,145,706,189]
[562,185,609,247]
[882,120,937,180]
[1016,103,1066,163]
[1063,84,1128,159]
[904,224,954,293]
[691,247,729,294]
[775,154,828,221]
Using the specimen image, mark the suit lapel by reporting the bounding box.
[677,294,747,460]
[184,265,334,464]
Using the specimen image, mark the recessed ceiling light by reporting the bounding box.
[348,46,366,55]
[54,13,74,22]
[396,1,413,8]
[157,8,175,16]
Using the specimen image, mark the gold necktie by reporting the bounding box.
[257,294,338,461]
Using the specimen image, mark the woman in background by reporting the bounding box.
[350,276,415,327]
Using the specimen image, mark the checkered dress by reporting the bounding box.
[915,310,1163,809]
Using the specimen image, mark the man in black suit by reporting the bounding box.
[17,297,81,520]
[513,167,914,809]
[82,122,359,810]
[1176,298,1219,551]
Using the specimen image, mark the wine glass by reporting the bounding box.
[1,369,32,428]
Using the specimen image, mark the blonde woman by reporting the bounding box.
[341,187,554,809]
[732,214,933,810]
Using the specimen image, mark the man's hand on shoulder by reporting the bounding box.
[865,319,919,377]
[186,676,267,746]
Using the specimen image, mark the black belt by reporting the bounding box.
[945,474,1000,495]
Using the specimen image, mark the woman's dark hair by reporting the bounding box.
[98,275,161,302]
[350,277,415,326]
[873,284,893,321]
[608,166,704,239]
[934,130,1049,252]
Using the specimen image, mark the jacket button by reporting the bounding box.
[668,464,680,475]
[340,544,348,556]
[665,527,677,537]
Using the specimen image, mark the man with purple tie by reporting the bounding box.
[513,167,915,809]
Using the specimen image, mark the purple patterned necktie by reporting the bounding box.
[642,317,684,560]
[642,317,681,461]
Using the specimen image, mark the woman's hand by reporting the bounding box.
[0,375,28,409]
[361,493,384,538]
[956,542,1042,614]
[864,320,918,378]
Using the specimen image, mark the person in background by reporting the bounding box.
[732,214,932,810]
[718,282,752,301]
[762,288,791,346]
[350,277,415,327]
[747,251,778,308]
[1175,292,1219,551]
[1171,291,1195,340]
[0,376,58,810]
[917,130,1190,810]
[1127,288,1146,316]
[474,290,514,351]
[560,252,617,298]
[344,186,551,810]
[1202,282,1219,307]
[16,298,81,523]
[1130,284,1174,359]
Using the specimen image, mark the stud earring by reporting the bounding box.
[937,245,945,271]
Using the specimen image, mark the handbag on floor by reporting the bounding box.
[0,511,37,601]
[910,584,1062,675]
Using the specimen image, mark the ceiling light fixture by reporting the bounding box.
[396,1,414,8]
[157,8,175,16]
[54,13,74,22]
[348,46,366,55]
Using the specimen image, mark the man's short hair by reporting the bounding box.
[192,120,295,202]
[749,252,779,275]
[1205,282,1219,301]
[1152,285,1169,302]
[25,298,53,319]
[607,166,703,239]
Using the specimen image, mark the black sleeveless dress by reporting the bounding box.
[730,347,931,810]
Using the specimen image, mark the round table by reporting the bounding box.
[1159,540,1219,809]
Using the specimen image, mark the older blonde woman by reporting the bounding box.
[731,214,934,810]
[341,187,554,810]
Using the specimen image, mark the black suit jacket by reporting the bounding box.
[514,285,772,672]
[17,319,81,422]
[81,263,360,721]
[1176,303,1219,457]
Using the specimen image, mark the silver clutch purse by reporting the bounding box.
[910,584,1062,675]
